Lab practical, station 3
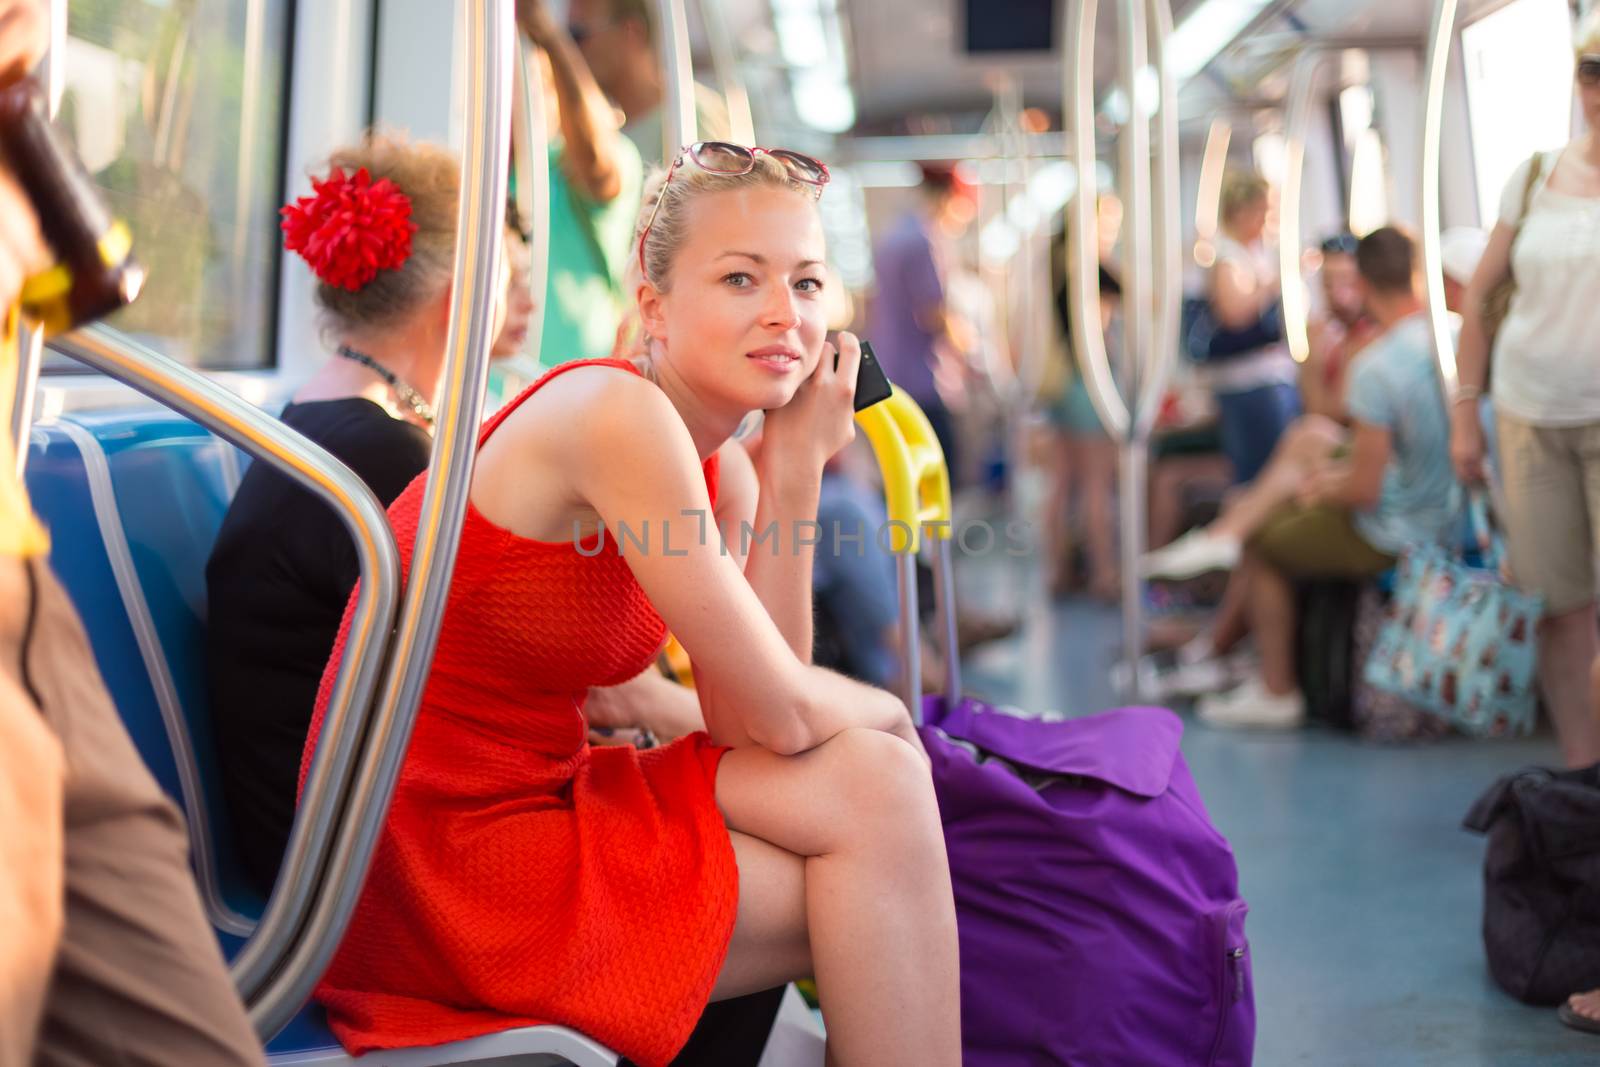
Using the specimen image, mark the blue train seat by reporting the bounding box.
[25,408,623,1066]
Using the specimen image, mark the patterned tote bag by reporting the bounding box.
[1362,494,1543,737]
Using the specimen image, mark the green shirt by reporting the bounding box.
[539,137,644,367]
[488,137,644,410]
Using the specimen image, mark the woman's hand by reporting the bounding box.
[1450,403,1488,486]
[760,331,861,475]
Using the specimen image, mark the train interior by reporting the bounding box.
[13,0,1600,1063]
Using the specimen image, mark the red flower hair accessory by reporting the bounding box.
[281,166,417,292]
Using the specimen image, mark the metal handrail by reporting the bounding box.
[1278,51,1332,365]
[244,0,514,1038]
[1420,0,1462,393]
[1064,0,1182,695]
[513,30,551,370]
[654,0,698,163]
[47,327,401,1012]
[697,0,756,144]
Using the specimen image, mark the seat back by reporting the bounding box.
[27,409,262,937]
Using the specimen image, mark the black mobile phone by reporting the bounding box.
[846,339,894,412]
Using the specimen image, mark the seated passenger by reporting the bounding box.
[0,2,261,1061]
[299,143,959,1067]
[1175,227,1456,728]
[206,135,505,895]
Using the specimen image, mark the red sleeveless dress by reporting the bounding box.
[298,359,739,1067]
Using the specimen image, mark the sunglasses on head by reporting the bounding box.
[637,142,831,277]
[1580,54,1600,87]
[1319,233,1359,256]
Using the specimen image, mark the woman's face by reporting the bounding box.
[641,184,829,414]
[491,236,536,359]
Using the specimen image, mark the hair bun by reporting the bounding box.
[281,166,417,292]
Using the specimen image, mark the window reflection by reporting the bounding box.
[49,0,292,372]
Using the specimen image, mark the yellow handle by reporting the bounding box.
[853,388,953,555]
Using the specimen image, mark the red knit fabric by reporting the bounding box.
[298,359,737,1067]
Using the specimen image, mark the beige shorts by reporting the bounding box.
[1495,412,1600,616]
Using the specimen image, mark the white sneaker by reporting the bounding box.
[1141,529,1242,581]
[1196,676,1306,730]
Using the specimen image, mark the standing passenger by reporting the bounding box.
[868,162,976,483]
[514,1,645,371]
[1205,170,1299,483]
[1448,16,1600,776]
[558,0,732,164]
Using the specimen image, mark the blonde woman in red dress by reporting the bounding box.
[300,142,961,1067]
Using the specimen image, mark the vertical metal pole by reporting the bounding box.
[898,551,923,724]
[1279,55,1326,366]
[934,536,961,709]
[654,0,698,163]
[1420,0,1462,392]
[697,0,755,144]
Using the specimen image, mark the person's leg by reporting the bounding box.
[1244,549,1299,696]
[712,730,960,1067]
[1044,432,1079,596]
[1538,605,1600,768]
[1497,416,1600,767]
[1208,415,1344,542]
[1080,435,1119,601]
[23,561,263,1067]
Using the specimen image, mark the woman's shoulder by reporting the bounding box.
[489,360,694,475]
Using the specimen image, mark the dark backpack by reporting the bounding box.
[1464,764,1600,1004]
[1182,295,1286,364]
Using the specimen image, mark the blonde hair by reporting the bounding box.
[1578,8,1600,58]
[1219,169,1269,223]
[311,133,460,332]
[633,152,820,292]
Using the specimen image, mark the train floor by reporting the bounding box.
[958,557,1596,1066]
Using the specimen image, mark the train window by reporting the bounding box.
[1460,0,1574,224]
[50,0,295,373]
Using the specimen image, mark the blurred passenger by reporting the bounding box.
[561,0,731,165]
[298,143,958,1067]
[1192,227,1453,727]
[1205,170,1299,483]
[1044,226,1121,601]
[0,2,262,1062]
[516,0,644,369]
[1302,232,1376,423]
[207,136,499,894]
[869,162,977,478]
[1451,17,1600,774]
[490,206,537,360]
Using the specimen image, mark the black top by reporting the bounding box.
[206,398,430,895]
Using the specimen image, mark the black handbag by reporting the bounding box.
[1294,580,1363,731]
[1464,764,1600,1004]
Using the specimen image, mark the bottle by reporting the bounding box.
[0,76,144,334]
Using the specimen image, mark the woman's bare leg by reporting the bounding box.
[1209,415,1345,543]
[1044,434,1078,594]
[712,728,961,1067]
[1078,436,1119,600]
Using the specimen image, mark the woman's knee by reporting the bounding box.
[816,728,942,842]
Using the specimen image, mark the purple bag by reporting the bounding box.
[922,697,1254,1067]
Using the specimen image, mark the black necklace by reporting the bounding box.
[336,345,435,426]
